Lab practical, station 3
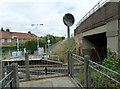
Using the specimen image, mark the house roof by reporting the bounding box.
[0,30,38,39]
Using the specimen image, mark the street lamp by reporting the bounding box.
[52,33,54,45]
[47,34,50,53]
[12,36,19,56]
[31,24,43,53]
[63,13,75,76]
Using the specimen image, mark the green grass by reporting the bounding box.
[51,37,76,53]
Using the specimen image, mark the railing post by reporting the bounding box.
[7,63,19,87]
[45,67,47,75]
[25,53,30,80]
[70,52,74,77]
[0,60,3,80]
[0,61,3,89]
[68,51,72,76]
[84,55,91,88]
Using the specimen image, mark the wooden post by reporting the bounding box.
[7,63,19,87]
[25,53,30,80]
[84,55,91,88]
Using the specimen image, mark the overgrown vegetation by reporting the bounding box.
[92,48,120,87]
[102,48,120,73]
[51,37,76,53]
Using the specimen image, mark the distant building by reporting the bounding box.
[0,28,38,46]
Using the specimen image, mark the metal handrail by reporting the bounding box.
[0,70,13,88]
[71,53,120,87]
[89,65,120,84]
[76,0,109,27]
[89,60,120,76]
[72,53,84,62]
[0,71,13,83]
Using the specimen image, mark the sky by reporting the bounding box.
[0,0,101,37]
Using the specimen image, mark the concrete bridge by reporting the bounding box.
[74,0,120,61]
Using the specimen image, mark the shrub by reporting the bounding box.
[102,48,120,73]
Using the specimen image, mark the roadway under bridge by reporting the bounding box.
[74,1,120,61]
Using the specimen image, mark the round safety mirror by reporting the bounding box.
[63,13,75,27]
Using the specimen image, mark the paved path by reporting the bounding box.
[20,76,78,87]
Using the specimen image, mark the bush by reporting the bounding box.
[102,48,120,73]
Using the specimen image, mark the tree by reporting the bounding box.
[23,39,37,54]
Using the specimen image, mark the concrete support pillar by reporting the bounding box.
[106,20,119,57]
[118,20,120,58]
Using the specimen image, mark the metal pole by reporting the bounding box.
[67,26,71,75]
[35,26,39,53]
[47,36,49,53]
[37,37,39,52]
[17,38,19,52]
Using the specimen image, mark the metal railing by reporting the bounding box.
[76,0,109,27]
[0,71,13,89]
[0,63,19,89]
[17,52,68,80]
[71,53,120,88]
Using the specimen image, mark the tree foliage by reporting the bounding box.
[23,39,37,54]
[1,35,65,55]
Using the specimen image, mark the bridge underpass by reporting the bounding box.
[83,32,107,62]
[74,0,120,59]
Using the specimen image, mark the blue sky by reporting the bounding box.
[0,0,101,37]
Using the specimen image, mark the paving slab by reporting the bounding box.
[20,76,78,87]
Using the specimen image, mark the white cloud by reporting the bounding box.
[0,0,101,37]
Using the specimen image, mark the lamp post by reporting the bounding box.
[31,24,43,53]
[47,34,50,53]
[63,13,75,76]
[12,36,19,56]
[52,33,54,45]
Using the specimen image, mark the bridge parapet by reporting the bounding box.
[75,1,120,35]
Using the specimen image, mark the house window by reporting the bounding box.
[1,39,5,43]
[7,39,12,43]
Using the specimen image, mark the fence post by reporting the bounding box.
[25,53,30,80]
[84,55,91,88]
[7,63,19,87]
[70,52,74,77]
[0,60,3,80]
